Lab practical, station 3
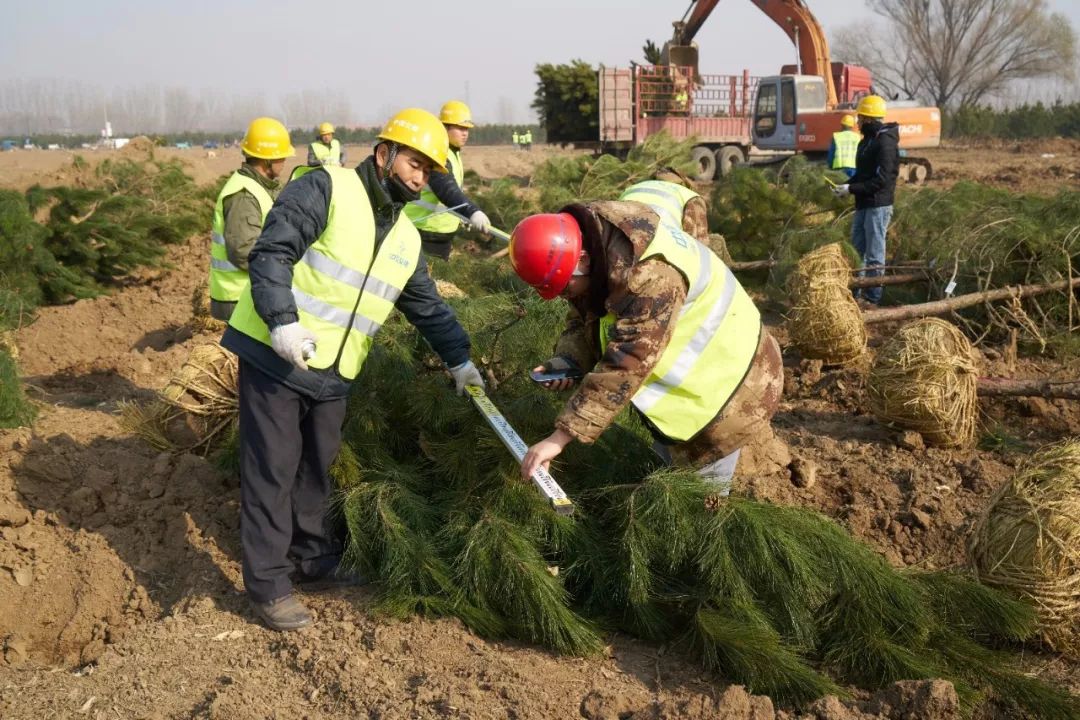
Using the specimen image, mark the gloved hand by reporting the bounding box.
[832,184,851,198]
[449,360,486,395]
[269,322,319,371]
[468,210,491,234]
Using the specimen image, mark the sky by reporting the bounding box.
[3,0,1080,127]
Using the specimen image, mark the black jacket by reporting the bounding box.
[426,150,479,219]
[221,157,471,400]
[849,122,899,209]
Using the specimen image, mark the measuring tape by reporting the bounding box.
[465,386,574,516]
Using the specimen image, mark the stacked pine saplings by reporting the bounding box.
[332,252,1077,717]
[465,132,703,235]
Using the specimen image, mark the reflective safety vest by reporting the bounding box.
[209,172,274,303]
[831,130,860,170]
[618,179,700,229]
[523,131,532,143]
[290,164,318,182]
[311,138,342,166]
[601,185,761,441]
[403,147,464,234]
[228,166,421,380]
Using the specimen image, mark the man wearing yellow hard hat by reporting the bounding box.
[831,95,900,306]
[222,108,485,632]
[307,121,345,167]
[403,100,492,260]
[827,114,860,179]
[208,117,294,321]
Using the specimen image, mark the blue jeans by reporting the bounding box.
[851,205,893,304]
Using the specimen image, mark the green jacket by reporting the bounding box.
[222,164,281,271]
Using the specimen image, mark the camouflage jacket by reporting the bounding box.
[552,199,708,444]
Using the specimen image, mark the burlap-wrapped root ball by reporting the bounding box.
[970,440,1080,656]
[866,318,977,447]
[121,342,239,452]
[785,243,867,364]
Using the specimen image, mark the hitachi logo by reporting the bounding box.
[898,124,924,135]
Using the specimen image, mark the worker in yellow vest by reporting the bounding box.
[827,114,860,178]
[522,128,533,151]
[222,108,485,632]
[307,121,345,167]
[508,184,783,493]
[512,130,520,149]
[403,100,491,260]
[209,117,293,321]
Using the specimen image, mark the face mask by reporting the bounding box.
[387,174,420,203]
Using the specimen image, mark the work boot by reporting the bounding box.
[252,593,313,632]
[294,565,370,593]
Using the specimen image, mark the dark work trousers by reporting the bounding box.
[237,359,347,603]
[419,229,456,261]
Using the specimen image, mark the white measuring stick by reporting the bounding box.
[450,209,511,243]
[465,386,574,516]
[413,202,468,223]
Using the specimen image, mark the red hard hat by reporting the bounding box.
[509,213,583,300]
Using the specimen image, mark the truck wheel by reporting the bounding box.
[691,146,716,182]
[716,146,746,177]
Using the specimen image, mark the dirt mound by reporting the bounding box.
[119,135,156,158]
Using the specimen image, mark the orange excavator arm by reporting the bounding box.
[669,0,838,106]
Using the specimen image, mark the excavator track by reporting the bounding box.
[899,157,933,185]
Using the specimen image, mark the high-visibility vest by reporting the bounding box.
[228,166,421,380]
[512,132,519,144]
[310,138,342,166]
[403,147,465,234]
[831,130,860,169]
[209,171,274,303]
[601,184,761,441]
[618,179,700,229]
[523,131,532,143]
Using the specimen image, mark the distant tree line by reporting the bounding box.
[6,124,543,149]
[945,101,1080,139]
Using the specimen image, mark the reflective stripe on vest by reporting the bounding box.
[227,166,421,380]
[311,138,342,166]
[831,130,859,169]
[209,171,274,303]
[404,147,464,233]
[618,180,700,230]
[598,219,761,442]
[290,165,319,182]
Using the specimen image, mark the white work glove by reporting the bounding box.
[468,210,491,234]
[269,322,318,371]
[449,360,486,395]
[832,184,851,198]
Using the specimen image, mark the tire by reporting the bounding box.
[909,162,929,184]
[716,146,746,177]
[691,146,716,182]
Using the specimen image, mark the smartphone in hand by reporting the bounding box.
[529,366,584,384]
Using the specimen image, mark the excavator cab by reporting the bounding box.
[751,75,828,150]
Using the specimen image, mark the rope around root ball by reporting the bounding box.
[785,243,867,365]
[970,439,1080,657]
[120,342,238,454]
[866,318,978,447]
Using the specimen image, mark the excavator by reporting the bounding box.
[662,0,940,181]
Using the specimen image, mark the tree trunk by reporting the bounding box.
[862,277,1080,324]
[978,377,1080,400]
[849,272,925,289]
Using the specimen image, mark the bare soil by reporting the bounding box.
[0,144,1077,719]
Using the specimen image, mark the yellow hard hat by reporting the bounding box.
[241,117,295,160]
[841,114,857,128]
[317,122,334,135]
[377,108,449,173]
[439,100,474,128]
[856,95,887,119]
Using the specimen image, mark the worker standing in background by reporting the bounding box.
[222,108,486,631]
[832,96,900,306]
[208,117,293,321]
[307,122,345,167]
[827,114,860,178]
[509,188,783,495]
[522,128,533,151]
[512,129,520,150]
[403,100,491,260]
